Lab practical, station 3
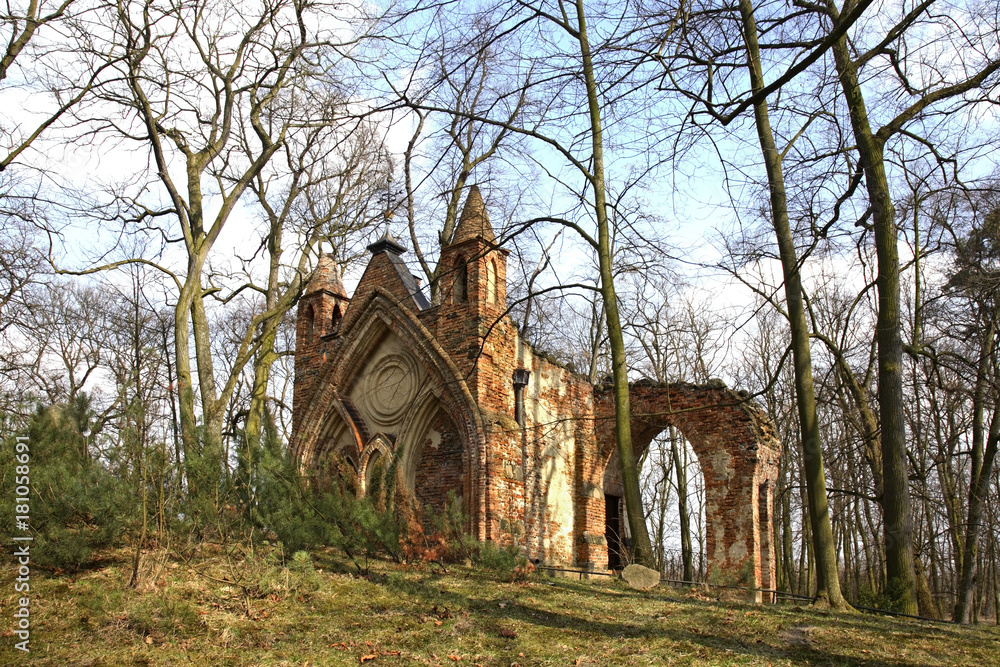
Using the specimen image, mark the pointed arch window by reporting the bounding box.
[365,449,383,492]
[453,257,467,303]
[487,258,497,304]
[331,303,342,331]
[304,304,315,344]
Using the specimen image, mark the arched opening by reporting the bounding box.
[359,434,395,495]
[331,303,342,331]
[304,304,315,345]
[594,383,780,594]
[317,447,358,494]
[453,257,467,303]
[292,288,485,540]
[602,428,707,579]
[306,412,361,494]
[412,409,465,518]
[486,258,497,304]
[365,448,383,487]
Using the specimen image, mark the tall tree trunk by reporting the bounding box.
[829,20,918,615]
[191,276,224,493]
[782,459,796,592]
[160,316,183,483]
[572,0,654,566]
[955,394,1000,622]
[799,477,815,596]
[244,327,278,468]
[243,216,285,482]
[738,0,849,609]
[174,276,202,492]
[992,526,999,625]
[670,432,694,581]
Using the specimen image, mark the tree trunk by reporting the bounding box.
[174,277,202,492]
[737,0,849,609]
[829,22,918,615]
[671,432,694,582]
[782,460,796,592]
[243,216,286,484]
[955,398,1000,622]
[190,275,224,493]
[572,0,654,566]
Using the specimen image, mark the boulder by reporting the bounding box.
[621,564,660,591]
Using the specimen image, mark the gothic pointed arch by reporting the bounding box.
[301,394,367,470]
[486,258,498,304]
[292,286,489,535]
[453,255,468,303]
[360,433,395,493]
[331,302,343,331]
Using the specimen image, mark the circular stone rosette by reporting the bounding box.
[363,353,419,425]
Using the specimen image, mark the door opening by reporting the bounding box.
[605,494,623,570]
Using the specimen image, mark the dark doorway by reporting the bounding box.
[605,494,623,570]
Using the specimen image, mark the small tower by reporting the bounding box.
[293,254,349,432]
[438,185,507,311]
[436,185,510,412]
[297,253,349,349]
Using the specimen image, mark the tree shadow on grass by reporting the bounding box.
[372,569,988,666]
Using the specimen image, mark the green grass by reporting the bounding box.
[2,546,998,665]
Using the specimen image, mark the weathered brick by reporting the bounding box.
[291,189,780,597]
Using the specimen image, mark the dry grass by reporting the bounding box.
[2,545,998,666]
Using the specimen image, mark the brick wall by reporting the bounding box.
[594,381,781,596]
[414,412,465,516]
[291,194,780,596]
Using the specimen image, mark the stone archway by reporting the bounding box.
[594,380,780,598]
[359,434,394,493]
[292,288,488,535]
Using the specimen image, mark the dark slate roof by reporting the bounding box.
[367,228,430,310]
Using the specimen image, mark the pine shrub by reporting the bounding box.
[0,396,134,571]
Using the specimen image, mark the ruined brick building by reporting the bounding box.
[291,186,782,596]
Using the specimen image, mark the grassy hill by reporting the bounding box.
[2,546,997,666]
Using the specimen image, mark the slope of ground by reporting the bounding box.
[1,546,997,665]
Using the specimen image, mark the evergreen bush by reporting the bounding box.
[250,435,406,573]
[0,395,135,571]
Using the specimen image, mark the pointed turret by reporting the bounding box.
[433,183,512,419]
[295,252,351,418]
[452,185,496,245]
[366,227,407,256]
[306,253,347,297]
[297,252,350,358]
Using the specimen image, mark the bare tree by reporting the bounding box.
[56,0,384,505]
[941,188,1000,622]
[0,219,43,335]
[391,9,528,304]
[238,112,387,474]
[817,0,1000,615]
[648,0,851,607]
[1,0,117,172]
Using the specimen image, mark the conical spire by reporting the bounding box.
[452,185,496,245]
[306,253,346,297]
